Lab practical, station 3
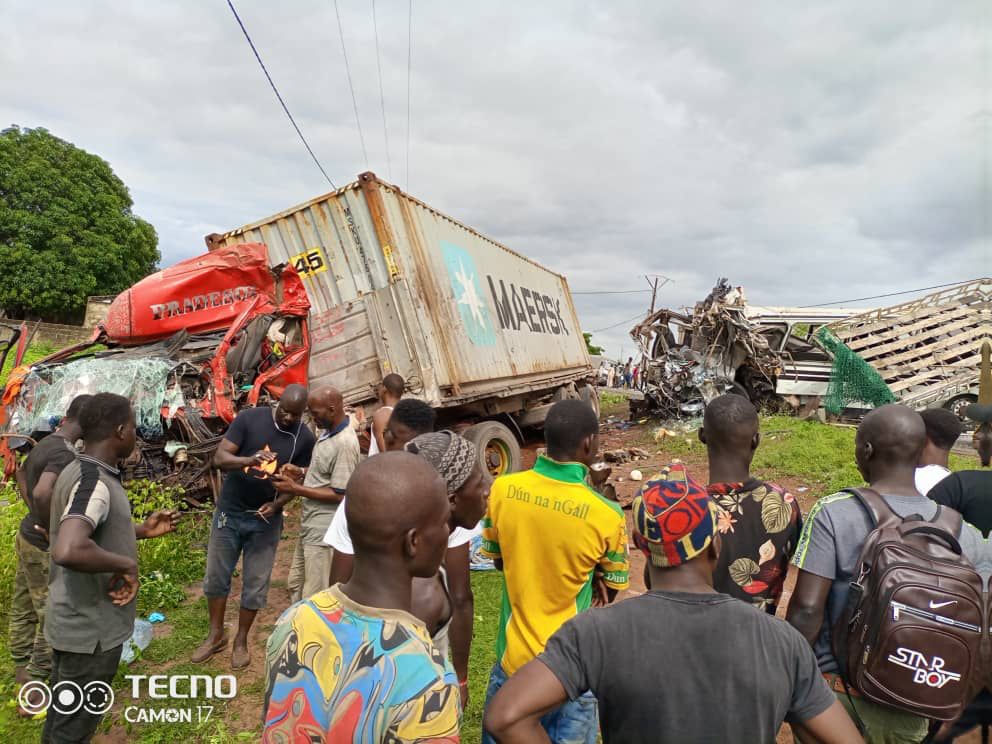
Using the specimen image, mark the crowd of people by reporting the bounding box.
[8,373,992,743]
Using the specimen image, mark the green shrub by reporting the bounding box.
[128,480,209,616]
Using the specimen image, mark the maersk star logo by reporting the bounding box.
[441,241,495,346]
[454,260,487,328]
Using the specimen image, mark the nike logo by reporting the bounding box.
[929,600,957,610]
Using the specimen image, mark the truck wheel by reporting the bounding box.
[944,394,977,423]
[464,421,522,477]
[578,384,601,419]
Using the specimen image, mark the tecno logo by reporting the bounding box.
[887,647,962,688]
[125,674,237,699]
[18,680,114,717]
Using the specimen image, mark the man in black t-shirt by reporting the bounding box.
[485,467,860,744]
[193,385,315,669]
[928,470,992,537]
[9,394,90,693]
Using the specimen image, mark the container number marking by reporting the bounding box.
[290,248,328,278]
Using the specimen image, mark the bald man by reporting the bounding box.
[195,386,315,669]
[787,405,989,743]
[271,385,360,604]
[263,453,461,742]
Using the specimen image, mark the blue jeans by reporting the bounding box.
[203,508,283,610]
[481,663,598,744]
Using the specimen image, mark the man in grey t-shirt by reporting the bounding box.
[485,463,859,744]
[43,393,179,743]
[276,386,360,603]
[788,405,991,744]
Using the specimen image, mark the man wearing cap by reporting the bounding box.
[484,463,861,744]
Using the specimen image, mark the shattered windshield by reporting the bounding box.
[5,356,182,438]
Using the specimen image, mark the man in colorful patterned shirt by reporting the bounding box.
[481,399,629,744]
[262,451,460,743]
[700,394,802,612]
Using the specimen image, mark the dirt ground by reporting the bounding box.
[93,413,981,742]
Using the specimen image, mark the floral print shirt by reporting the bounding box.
[709,478,802,613]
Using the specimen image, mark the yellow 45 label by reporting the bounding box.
[290,248,328,278]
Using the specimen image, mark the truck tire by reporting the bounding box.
[944,394,978,424]
[578,384,601,419]
[464,421,522,477]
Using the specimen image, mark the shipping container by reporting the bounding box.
[210,172,595,473]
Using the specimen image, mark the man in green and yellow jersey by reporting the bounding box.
[481,399,629,744]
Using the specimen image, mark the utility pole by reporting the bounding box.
[645,274,671,315]
[646,275,659,315]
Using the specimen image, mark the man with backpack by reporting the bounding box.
[787,405,990,743]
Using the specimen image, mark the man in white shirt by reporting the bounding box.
[915,408,961,495]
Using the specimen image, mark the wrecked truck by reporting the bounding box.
[629,279,785,417]
[2,172,597,495]
[0,243,311,503]
[631,276,989,422]
[210,171,596,476]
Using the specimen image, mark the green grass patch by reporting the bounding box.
[463,571,503,740]
[0,342,56,388]
[655,415,978,497]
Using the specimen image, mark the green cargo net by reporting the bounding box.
[815,327,896,414]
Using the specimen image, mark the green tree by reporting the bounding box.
[583,332,604,356]
[0,126,159,322]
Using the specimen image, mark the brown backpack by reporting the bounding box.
[833,488,984,721]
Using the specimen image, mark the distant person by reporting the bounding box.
[275,386,360,603]
[606,363,616,389]
[788,405,989,743]
[632,365,639,389]
[624,357,633,388]
[481,399,628,744]
[701,394,802,613]
[9,393,90,701]
[325,398,437,584]
[45,393,179,742]
[369,372,405,456]
[194,385,315,669]
[915,408,961,495]
[262,452,460,742]
[484,466,861,744]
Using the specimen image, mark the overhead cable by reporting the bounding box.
[371,0,392,178]
[333,0,369,168]
[226,0,337,189]
[802,280,969,308]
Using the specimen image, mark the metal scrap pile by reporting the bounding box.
[630,278,782,418]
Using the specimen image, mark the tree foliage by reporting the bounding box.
[0,126,159,322]
[584,332,604,356]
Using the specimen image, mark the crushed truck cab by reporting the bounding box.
[0,243,311,501]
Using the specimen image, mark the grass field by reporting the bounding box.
[0,411,980,740]
[0,342,55,388]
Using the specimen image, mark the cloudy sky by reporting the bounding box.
[2,1,987,357]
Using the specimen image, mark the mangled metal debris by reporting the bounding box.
[630,278,782,418]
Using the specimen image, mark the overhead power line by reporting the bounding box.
[406,0,412,188]
[802,280,969,308]
[572,288,652,296]
[590,312,646,334]
[226,0,337,190]
[334,0,369,168]
[371,0,392,179]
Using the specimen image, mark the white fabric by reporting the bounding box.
[367,405,394,457]
[323,500,475,553]
[915,464,952,496]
